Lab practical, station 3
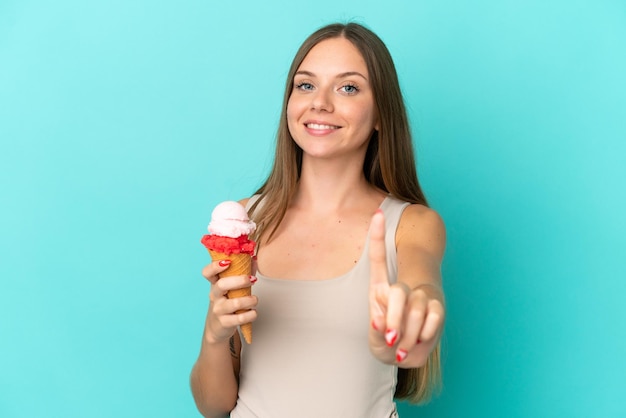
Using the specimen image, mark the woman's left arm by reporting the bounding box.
[369,205,446,367]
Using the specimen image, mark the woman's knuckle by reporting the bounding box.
[429,312,442,324]
[409,308,424,320]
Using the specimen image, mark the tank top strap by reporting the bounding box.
[244,194,262,211]
[379,196,411,284]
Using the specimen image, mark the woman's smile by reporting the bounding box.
[304,120,342,135]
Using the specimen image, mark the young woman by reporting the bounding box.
[190,22,446,418]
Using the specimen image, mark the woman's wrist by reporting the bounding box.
[203,328,232,347]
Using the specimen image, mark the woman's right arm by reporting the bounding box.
[190,261,258,417]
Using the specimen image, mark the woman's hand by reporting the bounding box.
[368,209,445,367]
[201,261,258,345]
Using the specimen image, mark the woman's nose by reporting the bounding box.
[310,89,333,112]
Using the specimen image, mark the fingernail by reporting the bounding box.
[371,320,379,331]
[375,209,383,215]
[385,329,398,347]
[396,348,408,362]
[218,260,231,267]
[249,275,258,284]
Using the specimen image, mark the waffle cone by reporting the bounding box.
[208,250,253,344]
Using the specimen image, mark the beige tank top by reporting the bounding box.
[231,196,410,418]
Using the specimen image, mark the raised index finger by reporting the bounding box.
[369,209,389,288]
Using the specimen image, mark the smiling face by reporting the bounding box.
[286,37,379,161]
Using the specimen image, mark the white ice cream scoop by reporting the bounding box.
[208,201,257,238]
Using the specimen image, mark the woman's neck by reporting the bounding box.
[293,157,379,212]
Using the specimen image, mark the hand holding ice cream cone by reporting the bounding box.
[201,201,256,344]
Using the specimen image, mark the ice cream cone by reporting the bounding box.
[208,250,253,344]
[202,201,256,344]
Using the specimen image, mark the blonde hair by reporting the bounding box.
[250,22,441,403]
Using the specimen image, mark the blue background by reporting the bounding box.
[1,1,625,417]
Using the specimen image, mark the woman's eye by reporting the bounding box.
[341,84,359,94]
[296,82,314,91]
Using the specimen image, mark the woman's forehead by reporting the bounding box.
[297,38,368,77]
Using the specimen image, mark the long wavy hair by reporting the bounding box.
[250,22,441,404]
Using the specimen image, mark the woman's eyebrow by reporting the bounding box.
[294,70,368,81]
[336,71,368,81]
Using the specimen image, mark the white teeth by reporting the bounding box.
[306,123,337,130]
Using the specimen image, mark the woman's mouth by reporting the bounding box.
[305,123,339,130]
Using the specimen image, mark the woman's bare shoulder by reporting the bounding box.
[397,204,446,255]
